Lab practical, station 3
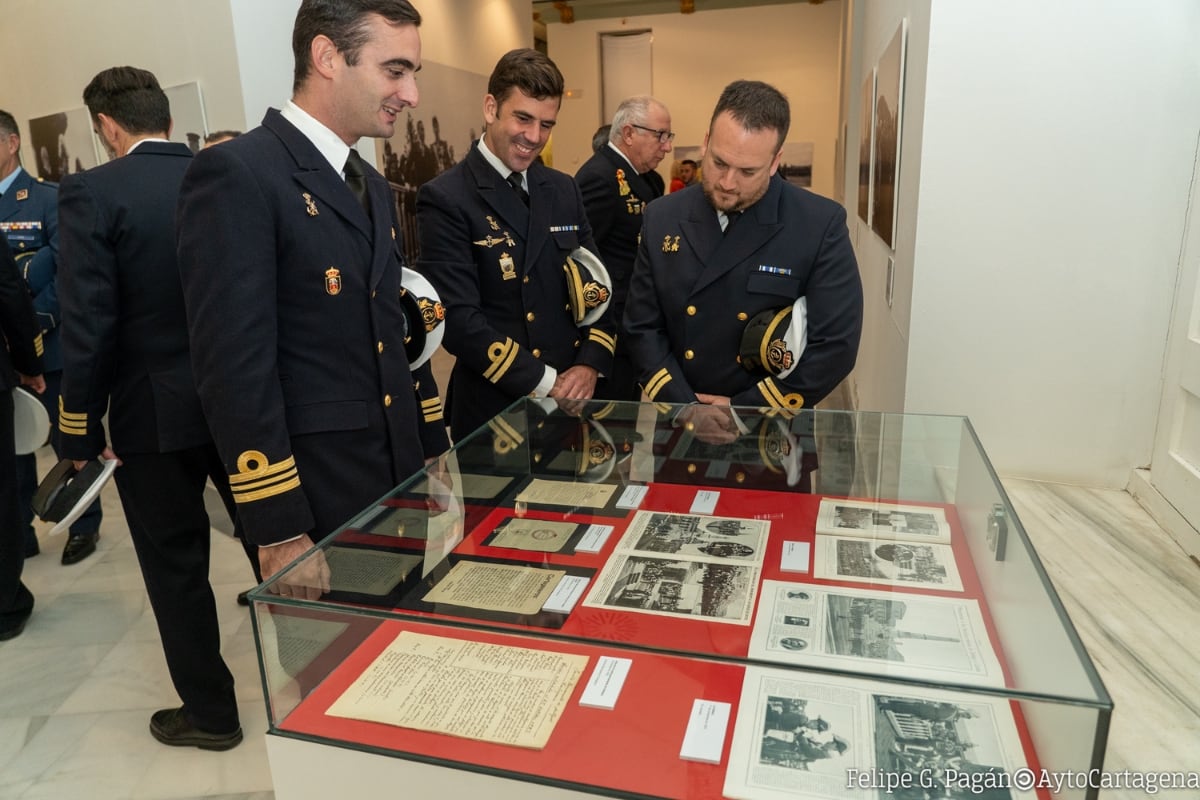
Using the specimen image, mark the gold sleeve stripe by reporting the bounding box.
[587,329,616,351]
[232,476,302,504]
[229,451,297,485]
[232,467,300,496]
[33,333,44,356]
[420,397,442,408]
[643,368,672,400]
[421,397,444,422]
[57,397,88,423]
[488,415,525,446]
[59,419,88,436]
[423,408,444,423]
[590,401,616,420]
[484,338,519,383]
[757,378,804,410]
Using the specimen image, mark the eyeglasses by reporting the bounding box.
[631,124,675,144]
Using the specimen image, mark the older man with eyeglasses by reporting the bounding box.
[574,95,673,401]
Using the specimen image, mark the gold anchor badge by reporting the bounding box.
[325,267,342,295]
[615,168,630,197]
[499,253,516,280]
[661,235,680,253]
[486,215,501,231]
[302,193,319,216]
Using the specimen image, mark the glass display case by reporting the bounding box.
[251,399,1111,800]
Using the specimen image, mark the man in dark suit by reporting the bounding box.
[55,67,244,748]
[575,95,673,401]
[1,236,44,640]
[624,80,862,443]
[0,109,102,563]
[177,0,448,595]
[417,48,616,440]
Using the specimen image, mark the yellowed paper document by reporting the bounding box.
[490,519,577,552]
[326,631,588,749]
[514,478,616,509]
[422,560,566,615]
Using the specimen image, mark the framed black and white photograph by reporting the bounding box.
[583,553,761,625]
[377,59,488,265]
[856,69,875,226]
[615,510,770,563]
[27,107,98,181]
[777,142,813,188]
[871,19,907,249]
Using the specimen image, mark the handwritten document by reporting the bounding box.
[326,631,587,749]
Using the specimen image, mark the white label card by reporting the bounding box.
[542,575,590,614]
[576,524,615,554]
[616,484,649,509]
[578,656,633,710]
[679,699,730,764]
[780,540,811,573]
[689,490,720,515]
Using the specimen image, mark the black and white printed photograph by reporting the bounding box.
[749,582,1003,685]
[27,108,97,181]
[871,19,907,249]
[616,511,770,563]
[583,553,760,625]
[872,694,1021,799]
[378,59,488,265]
[814,536,964,592]
[816,498,951,544]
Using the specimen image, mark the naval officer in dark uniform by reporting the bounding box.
[416,49,616,441]
[575,95,673,401]
[624,80,862,446]
[177,0,449,596]
[57,66,247,750]
[0,109,102,563]
[1,236,43,640]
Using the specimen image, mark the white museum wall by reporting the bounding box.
[898,1,1199,486]
[546,2,843,199]
[0,0,245,167]
[227,0,532,165]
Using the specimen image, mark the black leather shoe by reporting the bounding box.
[149,707,243,751]
[237,590,251,607]
[0,617,29,642]
[61,533,98,565]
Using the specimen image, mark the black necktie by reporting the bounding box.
[723,211,741,236]
[506,171,529,206]
[344,149,371,218]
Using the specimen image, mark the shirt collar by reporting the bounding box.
[127,137,170,155]
[477,137,525,184]
[606,141,636,172]
[281,100,352,176]
[0,165,26,196]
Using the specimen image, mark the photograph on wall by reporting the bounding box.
[856,69,875,226]
[724,667,1035,800]
[165,82,209,153]
[378,59,488,265]
[778,142,814,188]
[616,510,770,563]
[871,19,908,249]
[814,535,963,592]
[816,498,951,544]
[26,108,98,181]
[583,553,760,625]
[748,581,1005,686]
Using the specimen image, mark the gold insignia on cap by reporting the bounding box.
[229,450,301,504]
[766,338,794,373]
[417,296,445,331]
[325,267,342,295]
[302,192,318,216]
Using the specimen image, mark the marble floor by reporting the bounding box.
[1,458,1198,798]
